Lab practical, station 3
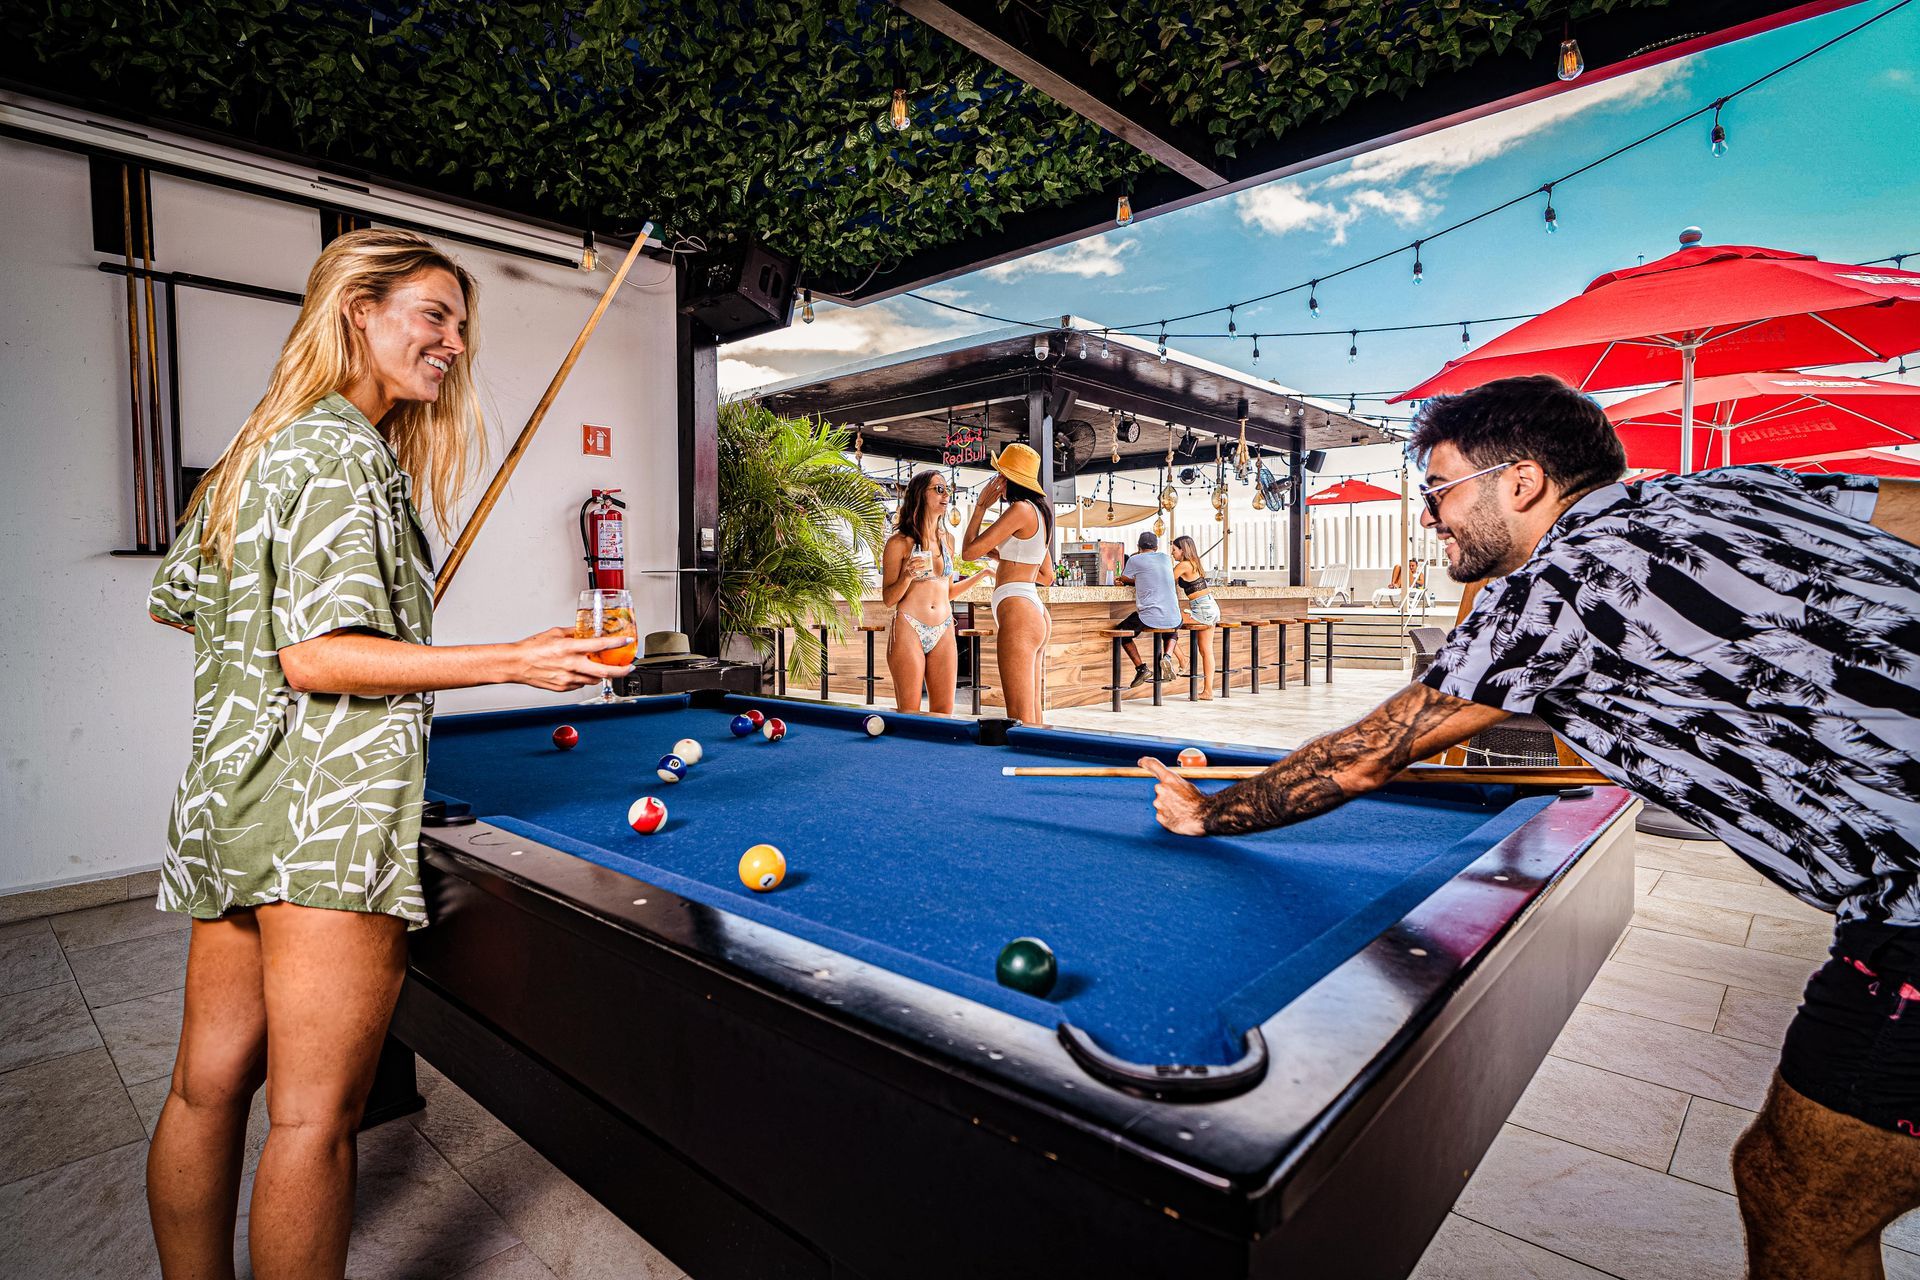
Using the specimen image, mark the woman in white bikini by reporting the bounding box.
[1172,534,1220,699]
[879,471,990,714]
[963,443,1055,726]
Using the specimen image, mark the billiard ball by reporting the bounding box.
[863,714,886,736]
[730,715,755,737]
[1178,747,1208,769]
[995,937,1058,997]
[552,725,579,751]
[627,796,667,834]
[744,709,766,728]
[739,843,786,891]
[672,737,703,766]
[761,717,787,742]
[656,754,688,783]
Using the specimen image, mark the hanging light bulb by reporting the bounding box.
[1251,335,1261,364]
[1099,331,1111,359]
[1116,193,1133,226]
[1347,330,1359,364]
[579,229,598,273]
[1157,322,1168,363]
[1411,241,1424,285]
[1307,281,1320,318]
[1460,322,1471,345]
[1542,183,1558,234]
[1078,336,1088,360]
[1710,101,1729,157]
[889,86,910,131]
[1227,306,1238,340]
[1556,25,1584,81]
[801,288,815,324]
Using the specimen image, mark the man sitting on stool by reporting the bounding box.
[1113,531,1183,687]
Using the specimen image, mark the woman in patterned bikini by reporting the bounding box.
[144,230,630,1278]
[879,470,991,715]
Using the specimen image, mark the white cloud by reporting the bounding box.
[717,299,976,396]
[983,236,1134,281]
[1237,185,1349,240]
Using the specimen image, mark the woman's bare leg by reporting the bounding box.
[149,913,268,1280]
[996,596,1048,725]
[887,622,928,713]
[924,629,959,715]
[1195,625,1216,698]
[248,903,406,1280]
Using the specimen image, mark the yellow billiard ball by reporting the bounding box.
[739,844,787,892]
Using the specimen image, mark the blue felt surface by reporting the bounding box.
[424,696,1551,1065]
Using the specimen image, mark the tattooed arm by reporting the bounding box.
[1141,682,1510,836]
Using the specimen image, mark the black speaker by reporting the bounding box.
[683,242,798,342]
[1304,449,1328,473]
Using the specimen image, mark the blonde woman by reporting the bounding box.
[1172,534,1220,698]
[963,444,1054,725]
[880,471,992,714]
[144,229,630,1279]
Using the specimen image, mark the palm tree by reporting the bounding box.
[719,399,886,686]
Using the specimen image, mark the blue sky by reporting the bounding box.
[723,1,1920,477]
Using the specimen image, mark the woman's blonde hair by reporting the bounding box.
[183,228,483,566]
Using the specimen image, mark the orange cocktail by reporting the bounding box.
[576,604,638,666]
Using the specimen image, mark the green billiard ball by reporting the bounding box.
[995,937,1058,998]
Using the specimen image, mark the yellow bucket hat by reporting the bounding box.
[991,442,1045,492]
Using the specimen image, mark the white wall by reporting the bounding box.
[0,135,678,895]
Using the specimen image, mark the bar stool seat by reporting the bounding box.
[1098,627,1181,711]
[856,623,887,705]
[957,627,992,716]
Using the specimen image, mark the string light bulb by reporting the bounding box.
[1556,24,1584,81]
[1116,193,1133,226]
[1251,335,1261,364]
[1348,330,1359,364]
[1411,241,1425,285]
[1461,322,1472,345]
[1710,100,1729,157]
[801,288,815,324]
[1227,306,1238,339]
[579,229,598,273]
[1307,281,1321,318]
[1099,332,1111,359]
[1157,322,1168,363]
[1543,183,1558,234]
[890,87,910,131]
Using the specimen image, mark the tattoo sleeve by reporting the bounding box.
[1200,683,1491,836]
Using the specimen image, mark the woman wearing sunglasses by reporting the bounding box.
[879,471,991,714]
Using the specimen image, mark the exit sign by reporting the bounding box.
[582,423,612,457]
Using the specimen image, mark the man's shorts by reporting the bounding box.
[1114,611,1177,635]
[1779,921,1920,1137]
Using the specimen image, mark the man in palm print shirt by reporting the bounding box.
[1142,376,1920,1279]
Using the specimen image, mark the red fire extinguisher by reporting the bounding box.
[580,489,626,590]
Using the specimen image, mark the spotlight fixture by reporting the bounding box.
[1033,335,1050,362]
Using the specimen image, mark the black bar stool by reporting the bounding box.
[857,624,887,705]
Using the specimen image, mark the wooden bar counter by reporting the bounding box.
[812,583,1315,712]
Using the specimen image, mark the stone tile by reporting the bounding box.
[1631,844,1766,886]
[311,1122,521,1280]
[94,988,185,1087]
[1580,960,1725,1032]
[1889,1210,1920,1255]
[1411,1214,1617,1280]
[412,1060,521,1170]
[0,980,103,1073]
[0,1047,145,1185]
[50,897,187,953]
[125,871,162,899]
[64,930,190,1008]
[456,1244,563,1280]
[1745,914,1834,962]
[1629,895,1751,947]
[1550,1006,1777,1111]
[0,1140,160,1278]
[1612,928,1816,999]
[0,920,70,997]
[124,1076,270,1176]
[463,1140,688,1280]
[1666,1096,1755,1195]
[0,877,126,926]
[1633,867,1661,896]
[1889,1246,1920,1280]
[1455,1125,1746,1280]
[1510,1056,1689,1171]
[1712,987,1802,1049]
[1651,871,1830,924]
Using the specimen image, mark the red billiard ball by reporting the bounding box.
[1177,747,1208,769]
[552,725,579,751]
[761,717,787,742]
[744,709,766,728]
[627,796,667,835]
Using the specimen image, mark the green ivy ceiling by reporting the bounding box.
[1,1,1828,298]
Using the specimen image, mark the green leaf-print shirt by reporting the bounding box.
[149,394,436,928]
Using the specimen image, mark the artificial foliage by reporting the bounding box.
[3,0,1668,289]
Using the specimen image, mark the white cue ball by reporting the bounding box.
[672,737,703,766]
[863,715,886,736]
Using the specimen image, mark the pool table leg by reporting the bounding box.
[1110,635,1122,713]
[361,1035,424,1128]
[1187,629,1199,701]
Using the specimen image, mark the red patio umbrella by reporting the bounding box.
[1607,372,1920,472]
[1631,448,1920,483]
[1305,478,1401,505]
[1392,240,1920,472]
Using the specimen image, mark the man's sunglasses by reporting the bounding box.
[1418,460,1515,521]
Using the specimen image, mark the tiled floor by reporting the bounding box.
[4,671,1915,1278]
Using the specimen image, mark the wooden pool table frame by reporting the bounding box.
[370,694,1639,1279]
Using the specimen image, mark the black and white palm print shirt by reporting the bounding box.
[1423,466,1920,926]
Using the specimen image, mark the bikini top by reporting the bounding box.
[1179,573,1213,595]
[907,536,954,579]
[996,501,1049,565]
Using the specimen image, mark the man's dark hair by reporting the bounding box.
[1410,375,1626,497]
[1137,531,1158,550]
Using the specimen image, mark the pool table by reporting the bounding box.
[371,692,1637,1280]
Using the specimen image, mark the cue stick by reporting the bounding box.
[433,219,655,606]
[138,174,169,546]
[1000,764,1615,787]
[120,164,152,549]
